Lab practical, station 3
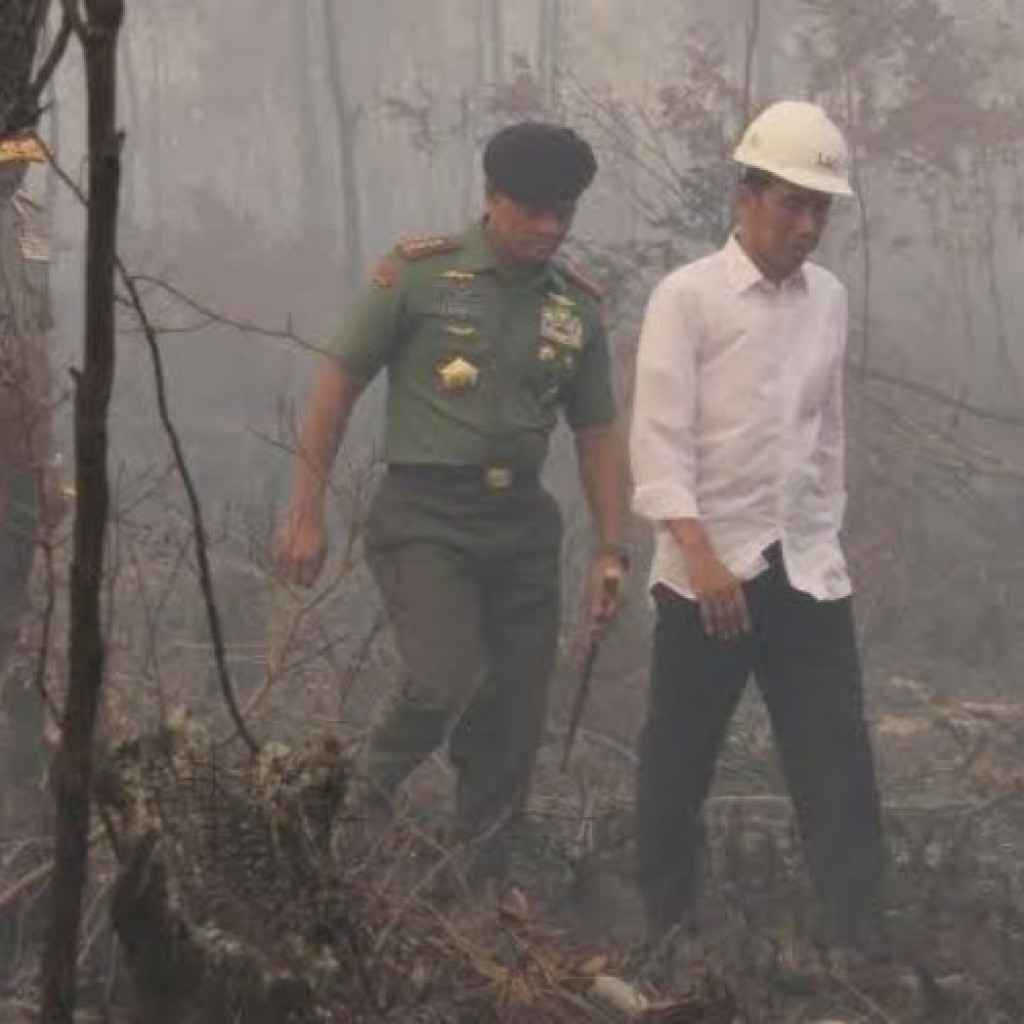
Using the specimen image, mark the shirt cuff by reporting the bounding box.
[632,482,699,521]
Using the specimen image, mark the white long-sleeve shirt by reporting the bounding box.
[630,235,852,601]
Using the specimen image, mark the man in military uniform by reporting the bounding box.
[275,123,627,869]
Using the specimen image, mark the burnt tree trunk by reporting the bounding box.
[0,0,48,137]
[320,0,364,291]
[537,0,561,114]
[740,0,762,126]
[488,0,504,87]
[291,2,332,246]
[39,0,123,1020]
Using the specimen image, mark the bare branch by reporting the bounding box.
[21,12,74,123]
[58,0,87,38]
[130,273,328,356]
[855,360,1024,430]
[741,0,762,125]
[41,145,261,754]
[119,271,259,755]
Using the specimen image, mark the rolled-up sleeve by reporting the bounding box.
[630,275,701,521]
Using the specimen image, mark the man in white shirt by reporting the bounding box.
[630,101,884,945]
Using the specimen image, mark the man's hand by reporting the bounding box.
[273,505,328,587]
[683,546,751,641]
[588,553,626,634]
[274,359,361,586]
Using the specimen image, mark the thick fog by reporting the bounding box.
[5,2,1024,1018]
[22,0,1024,739]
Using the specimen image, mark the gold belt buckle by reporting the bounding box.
[484,465,513,490]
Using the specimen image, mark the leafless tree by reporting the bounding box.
[321,0,364,289]
[39,1,124,1020]
[0,0,50,137]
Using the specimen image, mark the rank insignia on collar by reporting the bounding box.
[438,357,480,391]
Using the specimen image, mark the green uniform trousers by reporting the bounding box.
[362,466,562,838]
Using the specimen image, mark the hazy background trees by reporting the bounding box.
[30,0,1024,735]
[0,5,1018,1015]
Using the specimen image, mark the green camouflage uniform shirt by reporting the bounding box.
[330,221,615,472]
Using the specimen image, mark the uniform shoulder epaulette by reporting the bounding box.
[558,261,603,302]
[395,235,462,261]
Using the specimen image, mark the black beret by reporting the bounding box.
[483,122,597,204]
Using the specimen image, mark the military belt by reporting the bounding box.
[388,463,538,492]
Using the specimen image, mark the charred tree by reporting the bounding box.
[320,0,364,290]
[537,0,561,114]
[488,0,504,87]
[0,0,50,683]
[39,0,124,1021]
[291,2,332,246]
[0,0,49,138]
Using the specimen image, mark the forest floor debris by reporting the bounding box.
[2,632,1024,1020]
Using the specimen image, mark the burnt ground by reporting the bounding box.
[387,658,1024,1022]
[2,580,1024,1021]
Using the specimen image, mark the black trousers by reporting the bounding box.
[636,557,885,935]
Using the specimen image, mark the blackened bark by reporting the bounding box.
[0,0,49,136]
[320,0,364,291]
[39,0,123,1020]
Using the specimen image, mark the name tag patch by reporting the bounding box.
[435,272,488,320]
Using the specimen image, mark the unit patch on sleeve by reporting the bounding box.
[372,258,400,288]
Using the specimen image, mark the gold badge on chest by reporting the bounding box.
[438,356,480,392]
[540,293,583,350]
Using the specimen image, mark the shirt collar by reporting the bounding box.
[456,220,500,272]
[722,233,807,294]
[457,219,559,288]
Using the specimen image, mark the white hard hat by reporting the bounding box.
[733,101,853,197]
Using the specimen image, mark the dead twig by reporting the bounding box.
[119,271,258,755]
[0,827,103,915]
[825,968,901,1024]
[40,143,259,756]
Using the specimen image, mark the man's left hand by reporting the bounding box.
[588,553,626,634]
